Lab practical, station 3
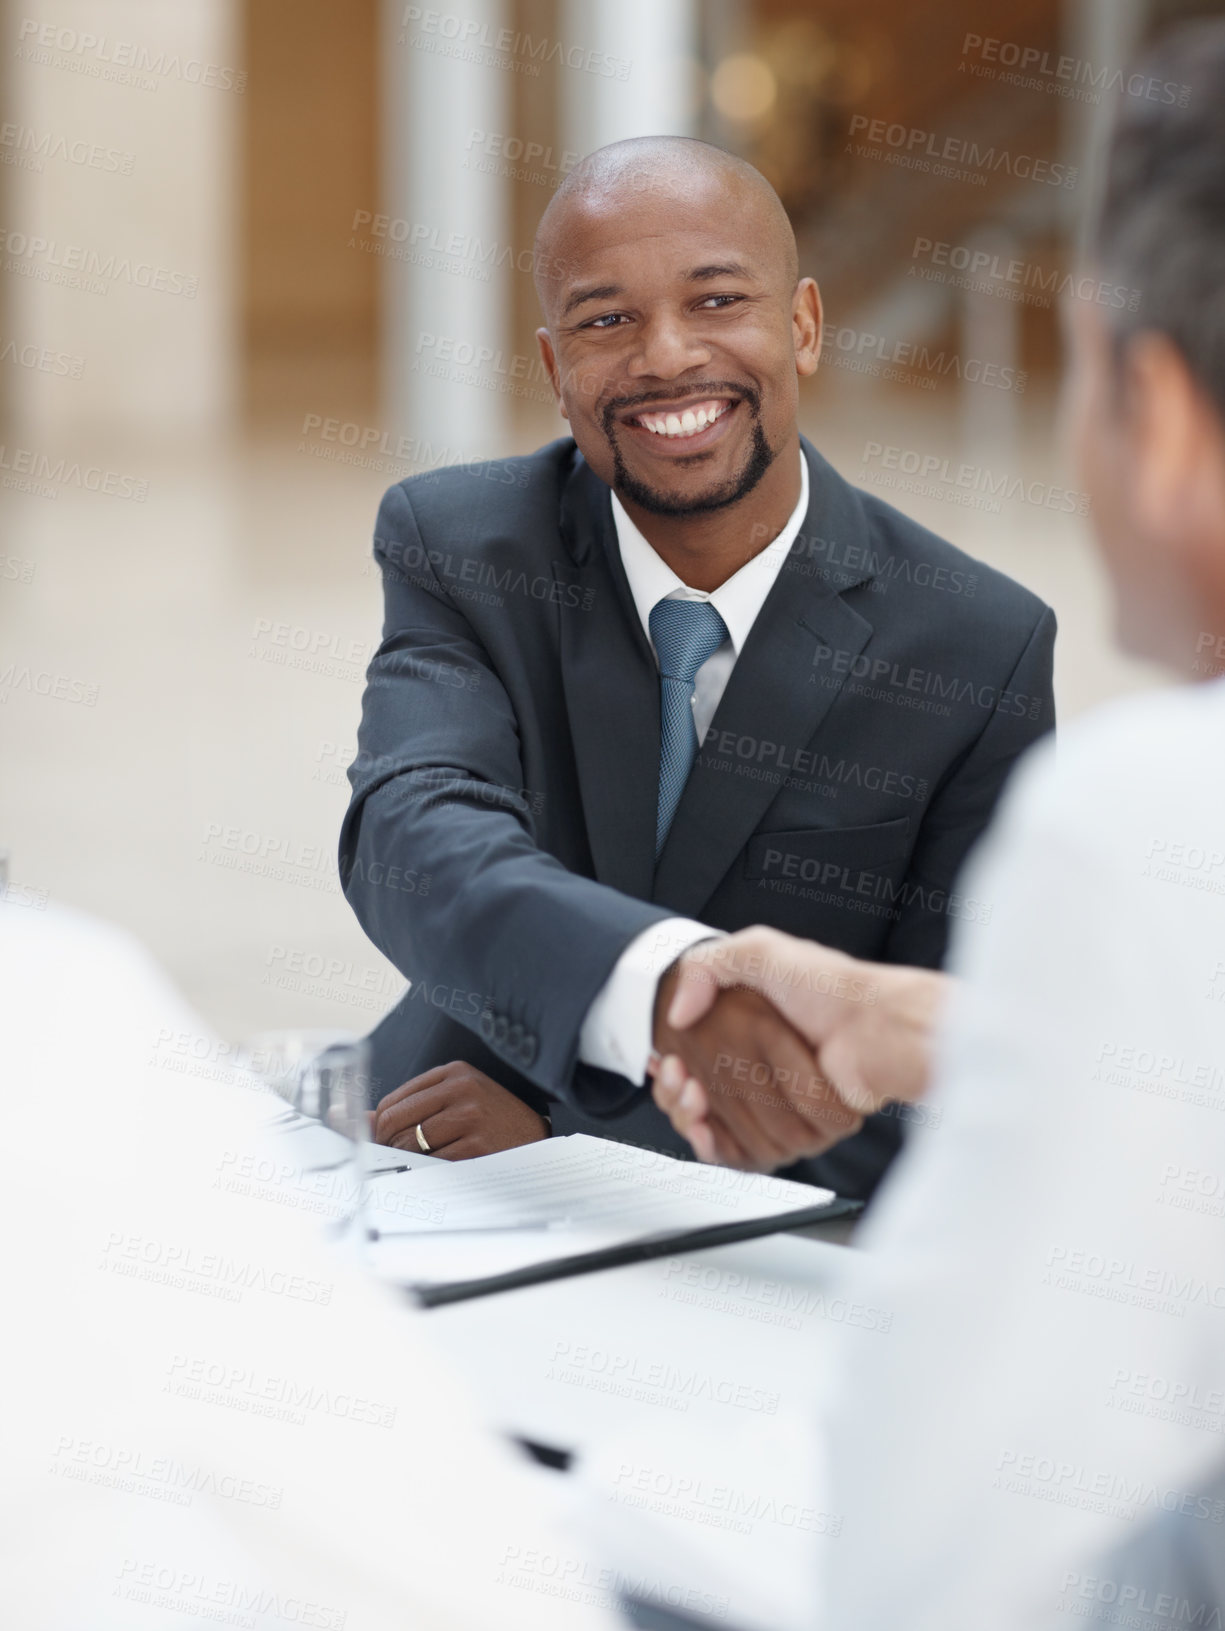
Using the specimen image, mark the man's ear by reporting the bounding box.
[535,327,568,420]
[793,278,822,378]
[1125,332,1203,548]
[1127,331,1225,624]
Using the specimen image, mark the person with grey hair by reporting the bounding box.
[647,18,1225,1629]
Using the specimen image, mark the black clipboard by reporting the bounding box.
[399,1195,863,1308]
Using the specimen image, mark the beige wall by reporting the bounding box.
[1,0,238,441]
[242,0,378,357]
[241,0,379,424]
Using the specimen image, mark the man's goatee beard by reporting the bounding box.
[605,394,777,518]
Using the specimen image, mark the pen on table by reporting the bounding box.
[368,1220,570,1240]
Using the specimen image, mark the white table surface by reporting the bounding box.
[406,1228,868,1631]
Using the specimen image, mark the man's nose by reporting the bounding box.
[625,312,713,379]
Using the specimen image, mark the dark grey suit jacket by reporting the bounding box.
[340,435,1055,1198]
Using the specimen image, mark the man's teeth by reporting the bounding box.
[635,400,732,437]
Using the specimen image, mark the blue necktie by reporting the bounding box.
[650,597,728,858]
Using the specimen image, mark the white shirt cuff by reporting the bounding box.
[578,919,721,1086]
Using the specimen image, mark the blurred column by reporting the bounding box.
[559,0,700,157]
[1060,0,1149,252]
[958,227,1023,473]
[1,0,239,443]
[699,0,752,152]
[379,0,511,459]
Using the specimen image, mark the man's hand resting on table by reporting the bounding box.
[649,963,864,1171]
[651,927,948,1166]
[372,1062,549,1159]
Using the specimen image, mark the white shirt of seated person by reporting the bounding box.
[0,900,623,1631]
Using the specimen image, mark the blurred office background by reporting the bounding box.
[0,0,1216,1040]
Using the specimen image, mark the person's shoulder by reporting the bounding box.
[947,679,1225,1066]
[804,443,1051,631]
[375,437,578,536]
[2,898,148,981]
[999,679,1225,845]
[864,492,1048,627]
[1061,678,1219,783]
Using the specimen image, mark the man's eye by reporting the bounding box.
[587,312,629,329]
[699,294,742,309]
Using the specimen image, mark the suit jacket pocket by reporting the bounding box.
[743,816,913,882]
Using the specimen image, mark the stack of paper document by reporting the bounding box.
[364,1134,834,1294]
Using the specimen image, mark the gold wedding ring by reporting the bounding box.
[415,1122,431,1153]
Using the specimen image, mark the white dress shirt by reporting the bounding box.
[812,677,1225,1628]
[1,902,621,1630]
[578,452,810,1084]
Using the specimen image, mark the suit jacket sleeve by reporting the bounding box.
[882,604,1057,969]
[339,481,675,1113]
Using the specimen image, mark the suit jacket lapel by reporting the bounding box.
[652,442,877,916]
[553,453,659,901]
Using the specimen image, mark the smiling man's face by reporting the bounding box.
[535,162,819,520]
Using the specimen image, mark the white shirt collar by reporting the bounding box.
[610,449,810,657]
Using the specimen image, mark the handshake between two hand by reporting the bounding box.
[648,927,947,1171]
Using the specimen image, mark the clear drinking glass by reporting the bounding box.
[240,1029,372,1246]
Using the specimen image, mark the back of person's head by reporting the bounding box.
[1095,20,1225,421]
